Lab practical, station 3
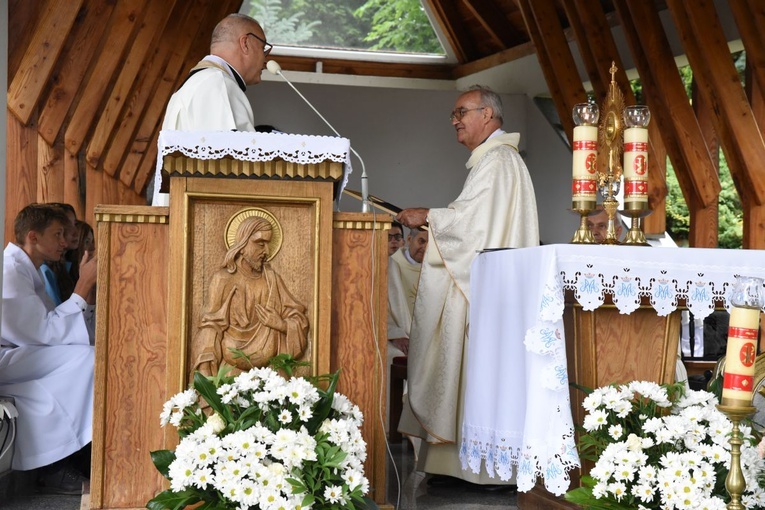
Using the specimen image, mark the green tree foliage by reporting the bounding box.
[354,0,443,53]
[280,0,369,49]
[246,0,319,45]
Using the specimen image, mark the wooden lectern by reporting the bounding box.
[91,133,391,509]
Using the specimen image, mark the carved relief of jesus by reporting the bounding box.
[191,212,309,376]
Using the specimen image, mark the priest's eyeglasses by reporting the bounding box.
[388,234,403,241]
[449,107,485,121]
[247,32,273,56]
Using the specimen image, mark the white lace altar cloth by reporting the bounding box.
[461,244,765,496]
[153,130,352,205]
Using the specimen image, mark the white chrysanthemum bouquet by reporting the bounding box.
[147,356,371,510]
[565,381,765,510]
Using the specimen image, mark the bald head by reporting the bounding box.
[210,14,270,86]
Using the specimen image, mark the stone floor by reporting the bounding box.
[1,441,519,509]
[385,440,518,510]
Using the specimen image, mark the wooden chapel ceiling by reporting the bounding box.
[7,0,765,247]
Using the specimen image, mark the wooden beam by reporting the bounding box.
[689,81,720,248]
[423,0,474,62]
[743,58,765,248]
[85,0,177,170]
[37,0,117,145]
[461,0,520,49]
[65,0,151,156]
[5,115,39,245]
[7,0,85,125]
[666,0,765,205]
[101,0,197,180]
[517,0,585,140]
[37,136,65,204]
[8,0,46,81]
[729,1,765,110]
[451,41,535,78]
[63,150,85,220]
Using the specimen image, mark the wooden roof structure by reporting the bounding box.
[6,0,765,247]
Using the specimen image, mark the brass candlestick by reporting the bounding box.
[570,203,596,244]
[716,405,756,510]
[620,208,652,246]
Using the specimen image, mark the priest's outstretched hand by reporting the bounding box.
[397,208,429,229]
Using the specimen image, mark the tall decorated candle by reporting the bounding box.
[722,275,764,407]
[572,102,599,209]
[622,105,650,210]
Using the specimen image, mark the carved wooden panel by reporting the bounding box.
[166,177,334,393]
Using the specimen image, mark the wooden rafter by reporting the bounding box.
[667,0,765,205]
[85,0,178,170]
[423,0,475,63]
[729,0,765,110]
[7,0,86,125]
[64,0,151,156]
[37,0,118,145]
[461,0,520,49]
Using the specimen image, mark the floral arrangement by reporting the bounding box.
[147,356,370,510]
[565,381,765,510]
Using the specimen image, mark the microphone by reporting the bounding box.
[267,60,370,213]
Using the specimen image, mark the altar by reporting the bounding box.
[460,244,765,504]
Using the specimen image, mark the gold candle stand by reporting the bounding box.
[570,202,596,244]
[716,404,755,510]
[620,207,652,246]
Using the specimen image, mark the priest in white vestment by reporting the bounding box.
[152,13,270,205]
[397,85,539,485]
[0,204,98,492]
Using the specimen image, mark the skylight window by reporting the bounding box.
[240,0,446,57]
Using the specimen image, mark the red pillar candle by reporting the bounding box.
[722,306,761,407]
[572,125,598,208]
[623,127,648,208]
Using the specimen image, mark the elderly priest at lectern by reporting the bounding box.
[397,85,539,486]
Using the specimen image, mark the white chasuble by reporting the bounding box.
[0,243,94,470]
[401,132,539,480]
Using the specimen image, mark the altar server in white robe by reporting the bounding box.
[0,204,98,488]
[397,85,539,485]
[152,13,270,205]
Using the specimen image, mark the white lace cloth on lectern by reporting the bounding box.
[153,130,352,204]
[460,244,765,497]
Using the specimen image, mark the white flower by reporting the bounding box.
[323,485,346,504]
[208,412,226,434]
[583,409,609,431]
[278,409,292,424]
[608,424,623,440]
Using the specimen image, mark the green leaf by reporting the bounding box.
[149,450,176,478]
[146,489,201,510]
[193,372,230,421]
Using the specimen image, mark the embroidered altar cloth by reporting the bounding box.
[460,244,765,496]
[154,130,352,203]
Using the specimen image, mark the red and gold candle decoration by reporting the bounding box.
[622,106,650,211]
[722,276,764,407]
[572,102,599,209]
